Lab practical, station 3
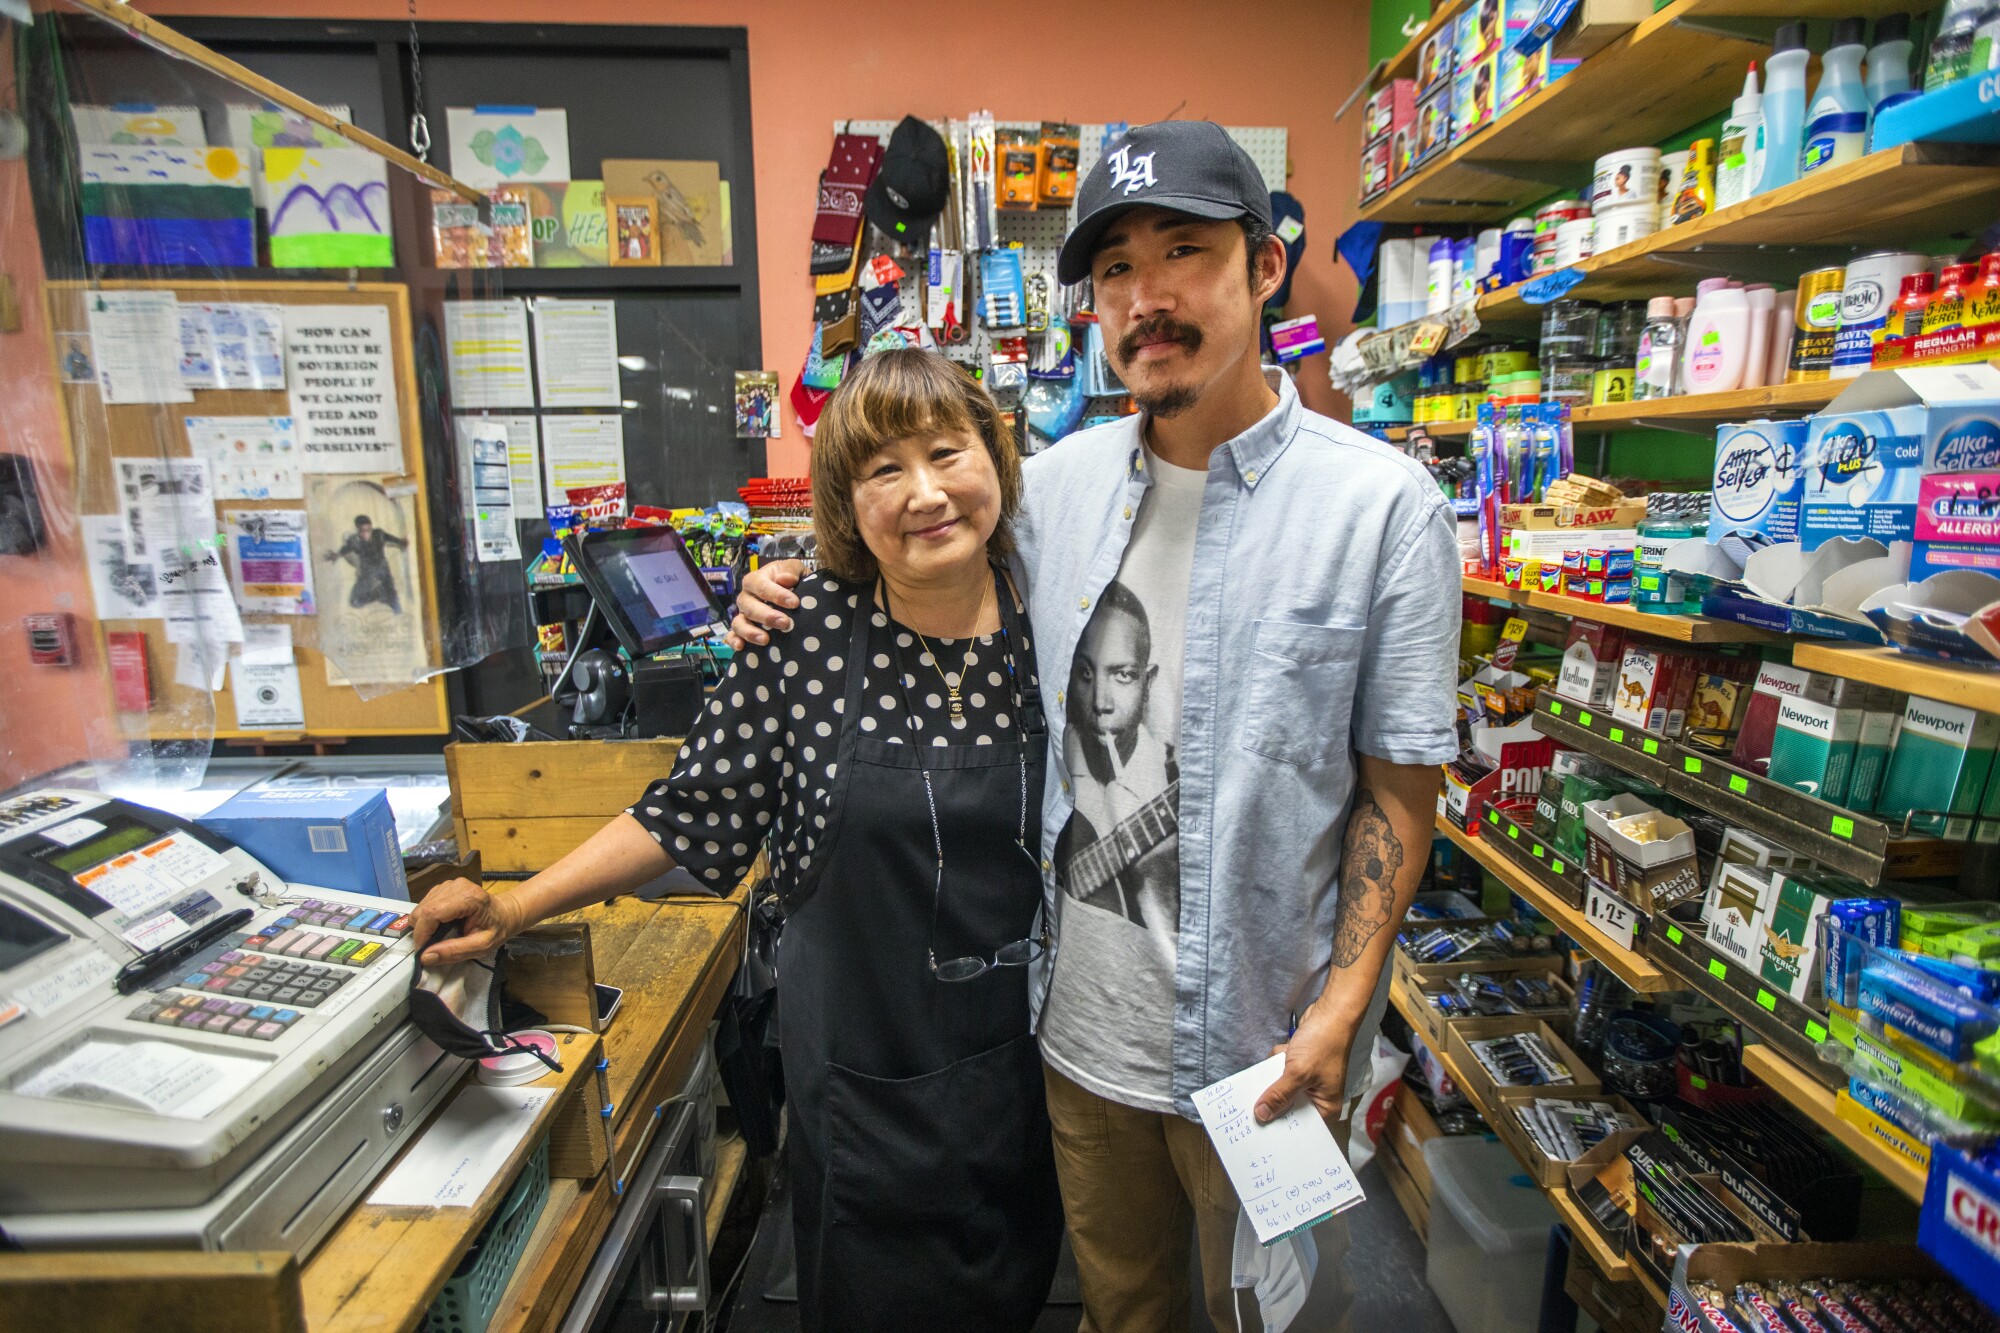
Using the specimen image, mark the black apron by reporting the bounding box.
[777,568,1062,1332]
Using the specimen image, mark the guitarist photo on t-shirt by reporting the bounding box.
[1056,580,1180,932]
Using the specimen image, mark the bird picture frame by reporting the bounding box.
[601,159,724,266]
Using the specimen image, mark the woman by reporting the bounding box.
[412,348,1062,1331]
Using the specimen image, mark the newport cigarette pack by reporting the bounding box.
[1876,695,2000,839]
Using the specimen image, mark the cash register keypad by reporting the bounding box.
[123,901,408,1041]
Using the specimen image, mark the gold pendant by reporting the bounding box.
[948,691,963,718]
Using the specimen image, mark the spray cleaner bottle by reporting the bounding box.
[1865,12,1914,109]
[1758,22,1809,196]
[1927,0,1993,90]
[1717,65,1765,208]
[1802,18,1870,176]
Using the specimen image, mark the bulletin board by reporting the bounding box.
[46,279,450,740]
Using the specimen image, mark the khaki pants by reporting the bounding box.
[1044,1062,1352,1333]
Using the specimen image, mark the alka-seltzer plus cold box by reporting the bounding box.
[1804,366,2000,553]
[1877,696,2000,840]
[1710,419,1809,546]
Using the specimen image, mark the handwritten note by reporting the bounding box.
[368,1086,552,1208]
[1191,1054,1366,1245]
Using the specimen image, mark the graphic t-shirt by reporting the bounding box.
[1038,446,1205,1113]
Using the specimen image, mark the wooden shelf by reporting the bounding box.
[1390,381,1846,446]
[1474,143,2000,321]
[1435,814,1673,992]
[1741,1045,1930,1203]
[1793,644,2000,717]
[1459,576,1787,644]
[705,1135,750,1247]
[1361,0,1767,224]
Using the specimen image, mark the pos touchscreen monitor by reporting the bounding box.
[568,525,727,658]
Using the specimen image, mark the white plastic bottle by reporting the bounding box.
[1802,17,1870,177]
[1717,65,1765,208]
[1426,236,1454,316]
[1744,285,1776,387]
[1634,296,1682,400]
[1865,12,1914,109]
[1767,289,1798,386]
[1759,22,1810,195]
[1681,280,1752,395]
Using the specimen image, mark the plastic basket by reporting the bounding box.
[420,1135,551,1333]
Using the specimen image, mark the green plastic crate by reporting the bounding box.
[420,1135,551,1333]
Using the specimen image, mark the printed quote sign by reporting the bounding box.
[283,305,402,472]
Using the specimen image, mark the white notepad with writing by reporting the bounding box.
[1192,1053,1367,1244]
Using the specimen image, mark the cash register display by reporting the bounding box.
[11,809,230,953]
[571,526,725,657]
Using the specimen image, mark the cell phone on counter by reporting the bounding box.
[595,983,624,1031]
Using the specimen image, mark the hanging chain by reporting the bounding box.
[406,3,431,162]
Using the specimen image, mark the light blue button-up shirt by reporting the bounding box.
[1015,371,1462,1115]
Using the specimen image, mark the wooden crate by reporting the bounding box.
[446,739,683,873]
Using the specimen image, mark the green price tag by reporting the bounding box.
[1579,711,1594,727]
[1831,816,1856,840]
[1689,1073,1709,1090]
[1643,739,1660,755]
[1757,989,1777,1012]
[1806,1020,1828,1043]
[1684,756,1704,775]
[1729,775,1749,794]
[1550,701,1564,715]
[1533,845,1545,858]
[1509,825,1520,839]
[1666,925,1684,945]
[1488,808,1500,824]
[1708,959,1728,979]
[1551,860,1566,875]
[1610,728,1625,743]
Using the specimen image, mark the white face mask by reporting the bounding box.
[1231,1208,1318,1333]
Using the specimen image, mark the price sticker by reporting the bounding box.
[1551,860,1566,875]
[1509,824,1520,839]
[1729,775,1750,794]
[1610,728,1625,743]
[1757,989,1778,1012]
[1494,616,1529,670]
[1708,959,1728,980]
[1805,1020,1828,1043]
[1585,883,1641,953]
[1550,701,1564,715]
[1532,844,1545,858]
[1579,711,1594,728]
[1666,924,1684,945]
[1684,756,1704,775]
[1643,739,1659,755]
[1831,816,1855,840]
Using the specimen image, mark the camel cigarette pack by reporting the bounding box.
[1767,695,1862,806]
[1877,696,2000,839]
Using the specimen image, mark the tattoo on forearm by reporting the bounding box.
[1331,789,1405,969]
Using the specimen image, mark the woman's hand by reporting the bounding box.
[725,559,807,649]
[409,878,529,967]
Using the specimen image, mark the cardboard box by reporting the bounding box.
[1363,78,1416,146]
[1547,0,1652,61]
[198,786,408,899]
[1759,873,1841,1002]
[1457,0,1504,67]
[1671,1241,1947,1327]
[1610,643,1695,736]
[1451,54,1500,139]
[1588,801,1701,915]
[1360,137,1395,201]
[1710,419,1809,547]
[1447,1016,1600,1115]
[1703,862,1780,970]
[1492,1088,1647,1187]
[1919,1143,2000,1310]
[1844,685,1904,812]
[1556,620,1626,709]
[1417,22,1457,95]
[1878,695,2000,838]
[1414,84,1455,165]
[1766,694,1862,806]
[1564,1246,1659,1333]
[1914,468,2000,583]
[1501,498,1648,531]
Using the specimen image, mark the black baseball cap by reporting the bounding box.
[1057,120,1272,284]
[865,115,950,241]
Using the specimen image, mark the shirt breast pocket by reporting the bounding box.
[1241,620,1365,769]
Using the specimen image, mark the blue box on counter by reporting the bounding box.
[198,787,408,900]
[1920,1143,2000,1315]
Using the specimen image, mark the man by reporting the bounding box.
[735,121,1459,1331]
[324,514,408,613]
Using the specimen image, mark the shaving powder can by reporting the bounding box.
[1785,267,1848,383]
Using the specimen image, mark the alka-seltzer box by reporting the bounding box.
[1731,661,1834,776]
[1364,79,1417,147]
[1913,469,2000,583]
[1710,419,1809,546]
[1801,365,2000,552]
[1766,693,1863,806]
[1556,620,1626,709]
[1878,695,2000,839]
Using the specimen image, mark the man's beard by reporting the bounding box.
[1116,315,1203,418]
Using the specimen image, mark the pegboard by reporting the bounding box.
[837,120,1287,377]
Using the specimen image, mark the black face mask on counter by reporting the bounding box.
[407,921,561,1071]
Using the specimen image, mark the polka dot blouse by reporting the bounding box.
[626,570,1040,892]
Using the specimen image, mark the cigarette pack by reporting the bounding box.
[1876,695,2000,839]
[1767,694,1863,806]
[1730,661,1834,777]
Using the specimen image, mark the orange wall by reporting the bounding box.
[138,0,1372,476]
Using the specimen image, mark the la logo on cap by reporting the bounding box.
[1105,144,1157,196]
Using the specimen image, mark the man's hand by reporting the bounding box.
[1254,999,1358,1125]
[410,878,528,967]
[724,559,807,650]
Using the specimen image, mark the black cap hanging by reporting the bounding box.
[864,115,950,243]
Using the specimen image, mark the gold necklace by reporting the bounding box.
[912,628,966,718]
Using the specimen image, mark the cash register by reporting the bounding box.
[0,788,460,1254]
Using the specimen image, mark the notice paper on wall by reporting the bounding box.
[186,415,302,501]
[531,297,621,407]
[443,299,535,408]
[205,302,287,390]
[283,304,403,472]
[158,539,245,648]
[368,1085,554,1208]
[178,305,220,391]
[459,414,543,514]
[85,290,191,405]
[1191,1053,1366,1245]
[463,421,521,562]
[223,508,315,615]
[231,624,305,730]
[115,457,215,561]
[541,414,626,495]
[81,515,161,620]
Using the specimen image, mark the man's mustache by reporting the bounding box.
[1116,315,1203,363]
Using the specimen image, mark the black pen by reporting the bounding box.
[116,907,254,995]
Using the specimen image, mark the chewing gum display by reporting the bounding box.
[1859,954,1998,1059]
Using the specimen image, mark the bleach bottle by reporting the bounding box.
[1801,17,1870,177]
[1758,22,1809,195]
